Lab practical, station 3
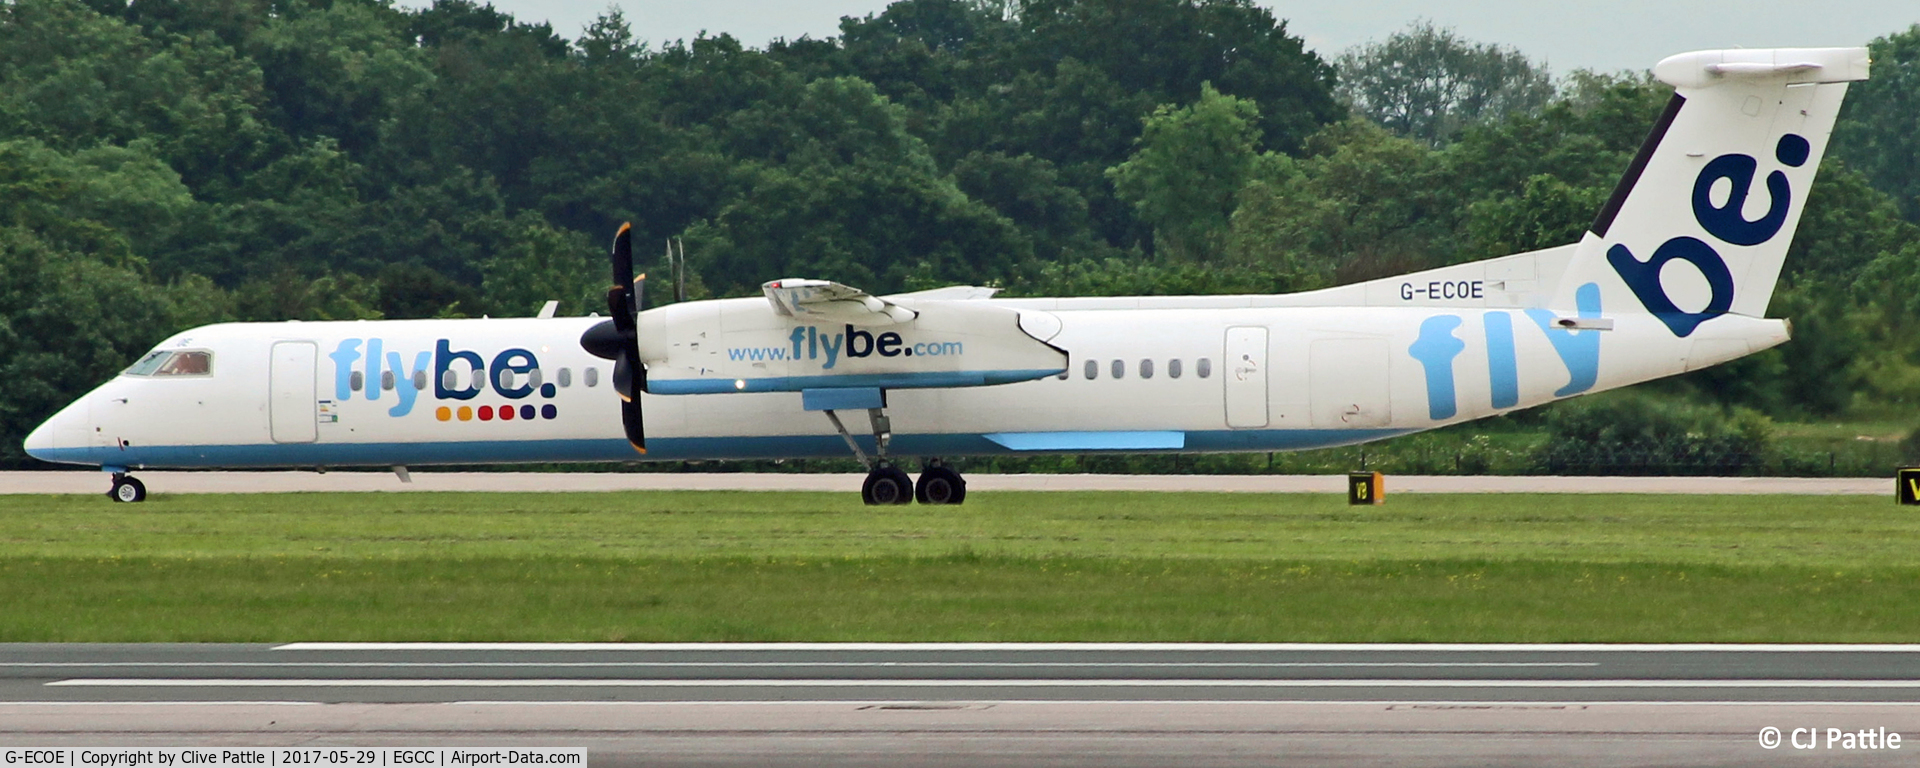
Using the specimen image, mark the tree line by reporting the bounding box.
[3,0,1919,466]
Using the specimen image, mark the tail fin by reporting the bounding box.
[1557,47,1870,334]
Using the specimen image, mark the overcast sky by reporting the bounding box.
[442,0,1917,74]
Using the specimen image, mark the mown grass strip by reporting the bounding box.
[1,556,1914,643]
[0,491,1912,568]
[0,490,1914,642]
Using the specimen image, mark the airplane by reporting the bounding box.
[22,46,1869,505]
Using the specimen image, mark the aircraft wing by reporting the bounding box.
[762,279,917,326]
[885,285,998,301]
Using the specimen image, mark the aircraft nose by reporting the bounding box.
[23,418,56,460]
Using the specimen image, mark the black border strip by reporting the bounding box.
[1590,93,1687,238]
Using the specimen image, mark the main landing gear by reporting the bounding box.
[822,406,967,506]
[107,472,146,503]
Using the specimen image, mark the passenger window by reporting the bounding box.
[349,371,364,392]
[1197,358,1212,378]
[1169,359,1183,379]
[1111,360,1125,379]
[584,367,600,387]
[413,370,428,390]
[381,370,395,391]
[472,368,486,391]
[154,351,212,376]
[1084,360,1098,380]
[441,370,459,391]
[530,368,544,389]
[558,368,573,388]
[1140,359,1154,379]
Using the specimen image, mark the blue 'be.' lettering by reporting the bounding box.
[1609,133,1808,338]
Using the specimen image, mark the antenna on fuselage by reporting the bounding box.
[668,236,686,303]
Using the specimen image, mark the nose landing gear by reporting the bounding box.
[107,473,146,503]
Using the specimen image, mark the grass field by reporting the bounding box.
[1,490,1916,642]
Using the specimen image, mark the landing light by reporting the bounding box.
[734,379,747,390]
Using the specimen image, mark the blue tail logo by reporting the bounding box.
[1610,134,1808,337]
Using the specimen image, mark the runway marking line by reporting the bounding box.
[13,700,1920,707]
[44,679,1920,688]
[4,662,1598,668]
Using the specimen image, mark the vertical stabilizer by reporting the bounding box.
[1557,47,1869,334]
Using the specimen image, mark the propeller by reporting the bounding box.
[579,223,647,454]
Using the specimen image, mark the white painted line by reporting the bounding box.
[4,662,1597,669]
[437,699,1920,707]
[273,642,1920,652]
[11,700,1920,708]
[0,701,323,706]
[44,679,1920,688]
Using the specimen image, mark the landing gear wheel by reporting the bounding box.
[916,465,966,506]
[861,464,914,506]
[107,475,146,503]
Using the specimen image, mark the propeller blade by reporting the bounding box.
[610,222,635,307]
[621,396,645,455]
[600,223,645,454]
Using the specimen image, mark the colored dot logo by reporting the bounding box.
[437,403,558,422]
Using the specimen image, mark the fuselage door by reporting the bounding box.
[1309,338,1392,428]
[1224,326,1269,429]
[269,341,318,444]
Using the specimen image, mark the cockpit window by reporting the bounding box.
[123,351,171,376]
[126,350,213,377]
[156,351,212,376]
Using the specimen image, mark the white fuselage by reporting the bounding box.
[22,290,1788,471]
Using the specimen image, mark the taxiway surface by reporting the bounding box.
[4,644,1919,766]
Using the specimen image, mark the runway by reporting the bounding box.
[5,644,1920,766]
[0,470,1890,495]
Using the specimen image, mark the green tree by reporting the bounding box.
[0,0,275,193]
[1463,173,1608,257]
[1832,24,1920,221]
[245,0,433,157]
[1017,0,1339,154]
[1108,83,1264,261]
[480,212,598,317]
[1225,118,1453,282]
[1337,21,1555,146]
[951,150,1102,262]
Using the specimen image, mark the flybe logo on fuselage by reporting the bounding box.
[327,338,560,420]
[727,324,965,369]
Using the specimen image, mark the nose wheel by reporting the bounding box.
[107,473,146,503]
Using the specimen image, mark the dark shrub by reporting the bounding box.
[1534,391,1773,475]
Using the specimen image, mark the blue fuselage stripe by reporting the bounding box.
[28,429,1412,469]
[652,369,1065,394]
